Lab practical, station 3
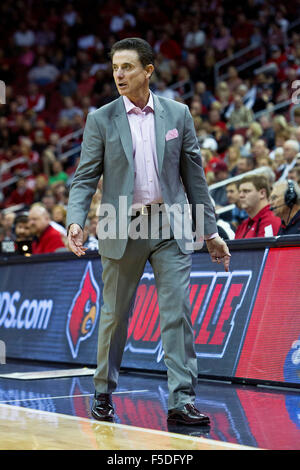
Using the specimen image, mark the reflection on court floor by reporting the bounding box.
[0,361,299,450]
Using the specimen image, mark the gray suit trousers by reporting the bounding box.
[93,212,198,410]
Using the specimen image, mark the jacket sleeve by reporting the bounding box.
[179,105,218,237]
[66,112,104,230]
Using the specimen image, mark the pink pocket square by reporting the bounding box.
[165,128,179,141]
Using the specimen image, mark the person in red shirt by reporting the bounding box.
[5,176,34,208]
[28,204,66,254]
[235,174,281,239]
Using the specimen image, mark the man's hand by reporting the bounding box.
[68,223,87,257]
[206,235,231,272]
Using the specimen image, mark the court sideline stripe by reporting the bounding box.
[0,403,258,450]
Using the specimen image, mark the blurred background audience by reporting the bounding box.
[1,0,300,253]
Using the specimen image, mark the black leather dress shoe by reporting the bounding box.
[167,403,210,426]
[91,392,115,422]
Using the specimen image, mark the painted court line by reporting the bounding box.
[0,403,258,450]
[0,390,149,403]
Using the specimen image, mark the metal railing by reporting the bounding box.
[214,43,266,85]
[1,203,26,214]
[254,98,292,121]
[168,79,195,100]
[56,128,84,162]
[209,165,274,192]
[0,157,32,190]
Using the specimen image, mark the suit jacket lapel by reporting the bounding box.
[114,97,134,169]
[114,94,166,174]
[153,94,165,175]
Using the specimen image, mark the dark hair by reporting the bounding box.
[109,37,154,68]
[237,174,271,198]
[15,213,28,225]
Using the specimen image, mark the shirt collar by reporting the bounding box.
[281,208,300,228]
[123,92,154,114]
[250,204,271,222]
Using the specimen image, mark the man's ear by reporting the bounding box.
[145,64,154,79]
[260,188,267,199]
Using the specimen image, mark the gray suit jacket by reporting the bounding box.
[66,93,217,259]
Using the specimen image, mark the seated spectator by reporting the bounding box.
[14,22,36,48]
[224,145,241,174]
[83,219,98,251]
[41,188,55,213]
[190,96,206,119]
[14,212,31,242]
[156,31,182,61]
[27,56,60,86]
[278,139,300,181]
[270,180,300,236]
[24,83,46,114]
[256,154,273,168]
[59,71,78,98]
[226,66,243,93]
[52,182,69,208]
[49,160,68,186]
[28,204,66,254]
[35,21,56,47]
[231,133,249,157]
[1,211,16,240]
[33,174,48,202]
[110,6,136,33]
[288,166,300,185]
[244,122,263,152]
[88,214,99,239]
[235,174,281,239]
[155,80,179,100]
[194,81,216,109]
[272,147,285,179]
[225,182,248,228]
[224,84,256,120]
[272,115,291,143]
[5,176,34,209]
[208,106,227,133]
[62,3,79,27]
[235,156,256,175]
[59,97,83,121]
[184,21,206,50]
[227,93,254,131]
[210,162,230,208]
[212,25,232,53]
[215,81,231,116]
[51,204,66,228]
[259,115,276,149]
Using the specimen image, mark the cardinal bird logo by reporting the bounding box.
[66,262,100,358]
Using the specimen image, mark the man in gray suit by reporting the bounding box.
[67,38,230,425]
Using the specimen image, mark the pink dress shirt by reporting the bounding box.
[123,93,217,240]
[123,93,163,207]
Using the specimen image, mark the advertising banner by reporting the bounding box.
[0,247,299,387]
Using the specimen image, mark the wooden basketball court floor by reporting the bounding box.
[0,359,299,451]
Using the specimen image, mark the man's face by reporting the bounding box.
[236,159,249,174]
[238,182,262,213]
[252,140,266,158]
[226,184,239,204]
[28,209,49,236]
[112,49,153,101]
[270,183,286,219]
[283,142,297,163]
[15,221,31,240]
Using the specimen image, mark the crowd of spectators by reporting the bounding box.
[1,0,300,254]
